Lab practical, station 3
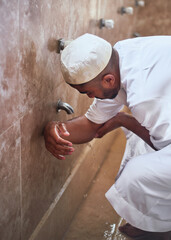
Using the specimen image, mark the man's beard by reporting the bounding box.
[103,88,119,99]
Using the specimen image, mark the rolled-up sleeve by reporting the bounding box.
[85,98,124,124]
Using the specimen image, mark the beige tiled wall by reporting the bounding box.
[135,0,171,36]
[0,0,171,240]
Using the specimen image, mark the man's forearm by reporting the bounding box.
[64,116,102,144]
[118,112,156,150]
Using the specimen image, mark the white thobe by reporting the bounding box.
[85,36,171,232]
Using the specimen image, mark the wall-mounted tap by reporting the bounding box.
[135,0,145,7]
[56,38,73,53]
[56,99,74,114]
[133,32,141,37]
[99,18,114,29]
[119,7,134,15]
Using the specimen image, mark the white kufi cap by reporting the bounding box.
[60,33,112,85]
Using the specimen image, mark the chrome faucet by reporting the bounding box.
[56,99,74,114]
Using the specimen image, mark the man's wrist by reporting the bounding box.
[115,111,128,128]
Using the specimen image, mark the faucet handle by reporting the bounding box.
[99,18,114,29]
[119,6,134,15]
[135,0,145,7]
[56,99,74,114]
[56,38,73,53]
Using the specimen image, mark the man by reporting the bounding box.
[44,33,171,239]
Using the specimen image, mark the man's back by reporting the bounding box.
[116,36,171,149]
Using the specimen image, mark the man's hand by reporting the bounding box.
[96,111,156,150]
[44,121,75,160]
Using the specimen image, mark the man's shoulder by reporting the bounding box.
[114,35,171,48]
[114,35,171,59]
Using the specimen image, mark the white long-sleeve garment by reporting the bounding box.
[85,36,171,232]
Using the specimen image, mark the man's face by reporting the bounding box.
[71,81,118,100]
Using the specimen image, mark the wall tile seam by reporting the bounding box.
[18,5,22,240]
[0,91,57,138]
[19,117,23,240]
[18,0,21,207]
[16,85,63,120]
[0,0,20,138]
[0,115,23,138]
[15,0,22,234]
[1,82,91,137]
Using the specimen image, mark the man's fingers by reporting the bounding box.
[45,124,72,147]
[46,144,74,159]
[56,135,73,147]
[53,125,72,146]
[58,123,70,137]
[49,146,65,160]
[56,155,65,160]
[44,121,74,159]
[46,139,74,155]
[95,126,106,138]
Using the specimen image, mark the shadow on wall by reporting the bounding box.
[47,38,58,52]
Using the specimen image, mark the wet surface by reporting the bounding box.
[113,219,132,240]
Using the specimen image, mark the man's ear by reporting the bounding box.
[102,74,115,88]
